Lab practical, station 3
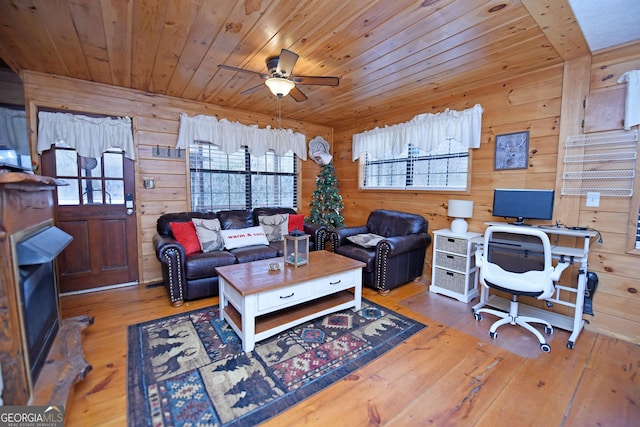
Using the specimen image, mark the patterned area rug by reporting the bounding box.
[127,299,426,426]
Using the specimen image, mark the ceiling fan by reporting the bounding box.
[217,49,340,102]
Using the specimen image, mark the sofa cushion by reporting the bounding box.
[218,210,253,230]
[252,207,296,225]
[221,226,269,249]
[258,213,289,242]
[184,251,237,279]
[335,245,375,273]
[169,221,201,255]
[230,245,279,263]
[158,211,217,236]
[192,218,225,252]
[288,214,305,233]
[346,233,384,248]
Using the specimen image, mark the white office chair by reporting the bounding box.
[473,225,570,352]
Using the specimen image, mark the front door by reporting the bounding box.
[41,147,138,293]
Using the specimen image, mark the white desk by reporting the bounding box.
[472,223,598,349]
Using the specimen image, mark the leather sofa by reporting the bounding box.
[153,207,326,306]
[329,209,431,294]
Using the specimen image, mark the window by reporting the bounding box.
[189,141,298,211]
[51,147,125,205]
[352,104,482,192]
[361,140,469,191]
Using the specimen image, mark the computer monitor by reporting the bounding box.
[492,188,555,225]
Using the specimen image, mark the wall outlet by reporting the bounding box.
[586,192,600,207]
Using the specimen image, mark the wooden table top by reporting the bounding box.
[215,250,365,296]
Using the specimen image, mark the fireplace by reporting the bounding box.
[14,224,72,385]
[0,171,91,406]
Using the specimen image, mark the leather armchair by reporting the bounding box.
[329,209,431,294]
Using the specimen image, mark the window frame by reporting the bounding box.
[188,141,300,212]
[357,142,472,193]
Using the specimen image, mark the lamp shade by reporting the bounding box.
[448,200,474,218]
[265,77,295,97]
[448,200,473,234]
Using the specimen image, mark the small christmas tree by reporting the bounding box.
[307,162,345,228]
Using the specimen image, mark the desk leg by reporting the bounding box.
[567,265,587,348]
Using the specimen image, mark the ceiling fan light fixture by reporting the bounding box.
[265,77,295,97]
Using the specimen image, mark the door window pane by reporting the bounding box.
[55,150,78,177]
[56,178,79,205]
[105,179,124,204]
[104,151,123,178]
[82,180,103,204]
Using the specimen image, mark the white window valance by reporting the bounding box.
[0,106,28,153]
[352,104,483,161]
[37,111,135,160]
[176,113,307,160]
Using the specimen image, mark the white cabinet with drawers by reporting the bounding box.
[430,229,482,303]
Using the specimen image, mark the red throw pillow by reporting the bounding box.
[288,214,305,233]
[169,222,201,255]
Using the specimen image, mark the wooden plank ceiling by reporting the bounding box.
[0,0,588,127]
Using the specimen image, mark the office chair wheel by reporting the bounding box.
[540,343,551,352]
[544,326,553,334]
[567,341,575,350]
[474,312,482,321]
[489,331,497,339]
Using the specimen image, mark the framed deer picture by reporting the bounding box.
[494,131,529,170]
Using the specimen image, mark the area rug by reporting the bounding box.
[127,299,426,427]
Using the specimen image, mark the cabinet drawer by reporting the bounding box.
[435,251,474,271]
[315,270,357,294]
[435,236,468,255]
[258,282,312,311]
[434,267,476,294]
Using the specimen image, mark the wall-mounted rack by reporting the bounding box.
[562,129,638,197]
[152,145,184,159]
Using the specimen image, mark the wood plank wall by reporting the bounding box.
[0,68,25,105]
[332,43,640,344]
[580,43,640,342]
[20,71,331,286]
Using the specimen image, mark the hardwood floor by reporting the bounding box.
[59,280,639,426]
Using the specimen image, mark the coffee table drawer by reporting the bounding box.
[258,282,312,311]
[315,270,357,295]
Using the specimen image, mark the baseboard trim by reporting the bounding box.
[59,281,139,297]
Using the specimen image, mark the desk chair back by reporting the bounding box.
[478,226,556,300]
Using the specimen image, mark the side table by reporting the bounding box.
[430,229,482,303]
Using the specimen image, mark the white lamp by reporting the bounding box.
[448,200,474,234]
[265,77,295,97]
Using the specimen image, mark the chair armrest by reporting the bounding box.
[380,233,431,256]
[303,223,328,251]
[153,233,187,307]
[550,261,571,281]
[153,233,187,260]
[331,225,369,247]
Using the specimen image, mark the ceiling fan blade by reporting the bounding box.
[293,75,340,86]
[240,84,266,95]
[217,64,269,79]
[276,49,299,77]
[289,87,308,102]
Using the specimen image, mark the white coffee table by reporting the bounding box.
[216,250,365,352]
